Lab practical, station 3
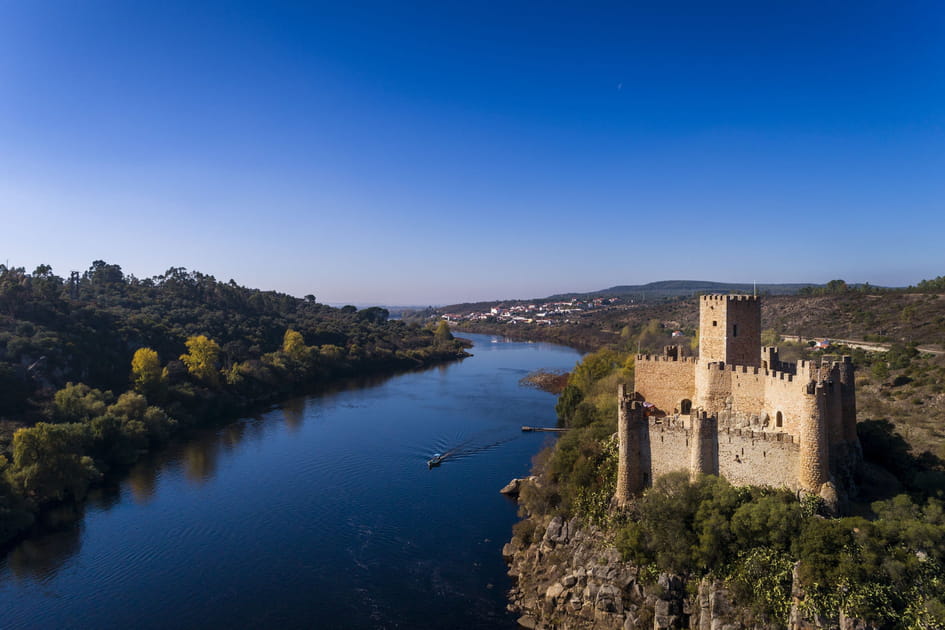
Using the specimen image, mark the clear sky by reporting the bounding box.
[1,2,943,305]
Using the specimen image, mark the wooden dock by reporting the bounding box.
[521,426,569,433]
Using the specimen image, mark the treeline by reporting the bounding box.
[799,275,945,296]
[0,261,468,547]
[515,338,945,628]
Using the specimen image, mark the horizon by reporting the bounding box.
[0,258,926,309]
[2,2,943,304]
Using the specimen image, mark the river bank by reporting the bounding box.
[0,343,470,553]
[0,334,581,629]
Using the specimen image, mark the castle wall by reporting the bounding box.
[694,361,731,414]
[634,356,696,413]
[647,422,692,481]
[717,429,800,489]
[728,367,766,416]
[759,370,811,438]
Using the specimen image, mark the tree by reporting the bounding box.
[10,423,101,503]
[52,382,112,423]
[180,335,221,385]
[282,329,308,360]
[131,347,164,395]
[568,348,620,392]
[434,320,454,344]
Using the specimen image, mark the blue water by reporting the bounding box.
[0,334,580,629]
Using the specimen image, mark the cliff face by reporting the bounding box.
[503,514,749,630]
[503,513,874,630]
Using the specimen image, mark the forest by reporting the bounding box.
[0,261,468,547]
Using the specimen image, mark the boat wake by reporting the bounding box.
[425,432,516,469]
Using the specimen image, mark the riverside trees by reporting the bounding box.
[0,260,469,547]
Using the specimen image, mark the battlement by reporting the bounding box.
[702,361,795,380]
[644,413,798,445]
[719,427,797,444]
[647,415,690,431]
[637,354,697,364]
[700,294,759,303]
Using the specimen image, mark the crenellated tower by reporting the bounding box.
[698,295,761,367]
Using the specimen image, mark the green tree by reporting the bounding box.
[51,382,112,423]
[0,455,35,544]
[180,335,222,385]
[555,384,584,424]
[568,348,620,392]
[10,423,101,503]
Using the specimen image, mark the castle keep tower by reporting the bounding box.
[698,295,761,367]
[617,294,860,503]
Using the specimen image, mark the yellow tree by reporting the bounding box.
[282,329,310,362]
[131,347,164,394]
[434,320,453,344]
[180,335,221,385]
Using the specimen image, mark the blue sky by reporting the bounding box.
[1,2,942,304]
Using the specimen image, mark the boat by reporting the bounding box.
[427,453,445,468]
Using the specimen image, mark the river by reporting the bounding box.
[0,334,580,629]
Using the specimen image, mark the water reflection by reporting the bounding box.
[4,521,81,583]
[282,397,306,432]
[182,438,220,484]
[85,483,121,513]
[127,461,159,505]
[220,419,248,450]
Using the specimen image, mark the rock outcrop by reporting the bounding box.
[503,482,873,630]
[505,512,758,630]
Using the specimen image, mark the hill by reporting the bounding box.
[547,279,818,300]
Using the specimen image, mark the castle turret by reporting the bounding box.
[838,356,858,447]
[616,384,646,505]
[798,382,829,492]
[689,411,718,480]
[698,295,761,368]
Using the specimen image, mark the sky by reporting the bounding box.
[1,2,943,305]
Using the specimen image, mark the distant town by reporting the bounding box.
[439,296,626,326]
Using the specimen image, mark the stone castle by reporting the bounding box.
[615,294,861,504]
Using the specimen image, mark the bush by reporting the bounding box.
[512,518,538,546]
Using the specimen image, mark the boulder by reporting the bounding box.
[501,477,529,496]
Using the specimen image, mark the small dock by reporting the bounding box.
[521,426,569,433]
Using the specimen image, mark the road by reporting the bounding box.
[779,335,943,355]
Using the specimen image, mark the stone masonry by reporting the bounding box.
[616,295,861,504]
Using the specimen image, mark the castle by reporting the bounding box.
[615,294,861,504]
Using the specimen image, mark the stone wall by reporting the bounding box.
[646,422,692,483]
[634,356,695,413]
[698,295,729,364]
[698,295,760,367]
[717,429,800,489]
[759,370,810,438]
[723,296,761,368]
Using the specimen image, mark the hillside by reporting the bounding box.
[547,279,818,300]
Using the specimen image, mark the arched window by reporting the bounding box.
[680,399,692,414]
[776,411,783,428]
